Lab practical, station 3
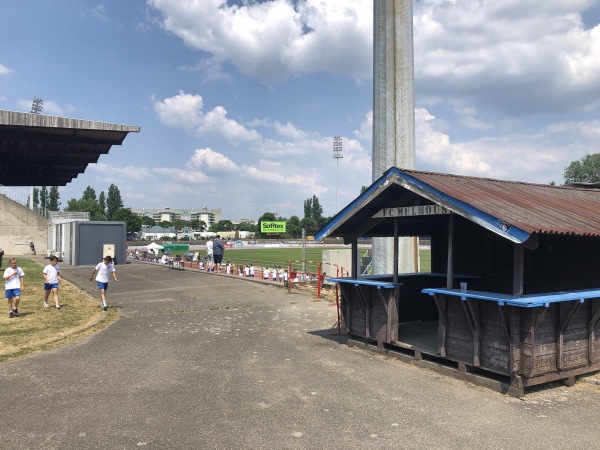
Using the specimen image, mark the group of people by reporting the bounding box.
[4,255,118,318]
[203,235,225,273]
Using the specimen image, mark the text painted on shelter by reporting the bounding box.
[373,205,450,218]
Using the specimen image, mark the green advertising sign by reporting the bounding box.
[261,221,286,233]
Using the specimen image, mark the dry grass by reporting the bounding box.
[0,258,118,362]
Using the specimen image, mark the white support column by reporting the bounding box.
[372,0,417,275]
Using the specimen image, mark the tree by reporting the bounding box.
[300,217,317,236]
[286,215,302,238]
[190,219,207,231]
[141,216,157,228]
[32,188,39,208]
[112,208,142,234]
[237,221,256,232]
[98,191,106,217]
[47,186,60,211]
[106,184,123,220]
[216,220,234,232]
[303,195,323,221]
[40,186,48,210]
[564,153,600,184]
[81,186,97,202]
[64,198,104,221]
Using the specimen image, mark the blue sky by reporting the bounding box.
[2,0,600,221]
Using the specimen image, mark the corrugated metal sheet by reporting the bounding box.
[315,167,600,242]
[404,169,600,237]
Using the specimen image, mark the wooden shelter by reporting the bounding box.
[315,167,600,395]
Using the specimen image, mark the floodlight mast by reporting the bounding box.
[332,136,343,214]
[31,97,44,114]
[29,97,45,210]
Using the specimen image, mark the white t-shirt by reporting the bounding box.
[4,266,25,289]
[43,264,60,284]
[206,240,214,255]
[95,262,115,283]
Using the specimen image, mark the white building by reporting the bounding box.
[132,207,222,227]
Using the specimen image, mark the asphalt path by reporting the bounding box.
[1,261,600,449]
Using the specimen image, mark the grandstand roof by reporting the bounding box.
[0,110,140,186]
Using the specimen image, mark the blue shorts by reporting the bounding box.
[44,282,59,291]
[5,288,21,299]
[214,254,223,265]
[97,282,109,291]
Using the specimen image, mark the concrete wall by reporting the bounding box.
[0,194,49,256]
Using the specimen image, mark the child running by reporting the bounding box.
[4,258,25,318]
[43,255,62,309]
[89,255,119,311]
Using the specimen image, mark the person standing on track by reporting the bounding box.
[213,235,225,273]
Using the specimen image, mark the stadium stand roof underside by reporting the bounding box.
[0,110,140,186]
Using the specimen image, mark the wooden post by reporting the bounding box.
[513,243,524,297]
[587,300,600,364]
[446,214,454,289]
[351,239,358,279]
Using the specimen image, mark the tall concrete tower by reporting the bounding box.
[372,0,417,274]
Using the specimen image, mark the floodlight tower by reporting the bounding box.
[372,0,417,275]
[31,97,44,114]
[333,136,343,214]
[29,97,45,210]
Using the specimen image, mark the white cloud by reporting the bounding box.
[415,106,596,184]
[92,4,108,21]
[92,163,152,181]
[352,111,372,144]
[414,0,600,115]
[147,0,372,82]
[153,91,261,143]
[274,121,308,139]
[187,147,238,172]
[0,64,11,75]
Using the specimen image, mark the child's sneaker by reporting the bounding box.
[44,302,49,308]
[55,305,61,309]
[103,305,108,311]
[13,308,19,317]
[9,311,14,318]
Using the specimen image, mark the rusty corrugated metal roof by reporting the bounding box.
[403,169,600,237]
[315,167,600,243]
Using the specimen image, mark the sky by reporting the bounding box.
[2,0,600,221]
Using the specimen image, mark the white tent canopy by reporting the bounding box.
[145,242,164,250]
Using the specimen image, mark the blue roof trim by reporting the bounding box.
[314,169,394,241]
